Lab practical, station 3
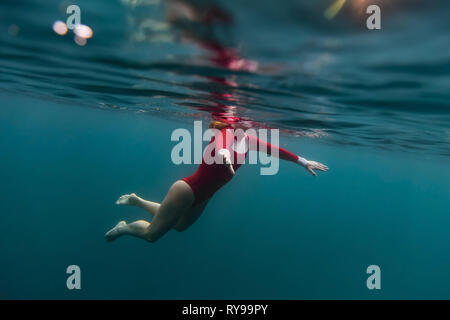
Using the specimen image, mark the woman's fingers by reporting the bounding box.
[228,163,235,176]
[222,154,235,176]
[307,167,317,176]
[311,161,328,171]
[306,161,328,176]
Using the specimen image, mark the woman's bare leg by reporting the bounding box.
[114,194,208,232]
[105,220,150,240]
[105,180,195,243]
[173,200,209,231]
[116,193,160,216]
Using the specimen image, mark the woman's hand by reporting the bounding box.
[305,160,328,176]
[218,149,235,176]
[223,154,235,176]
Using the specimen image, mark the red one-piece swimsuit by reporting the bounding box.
[182,128,299,205]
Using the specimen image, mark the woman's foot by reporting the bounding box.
[105,221,127,242]
[116,193,141,206]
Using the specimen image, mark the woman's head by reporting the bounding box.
[209,120,230,130]
[209,118,253,131]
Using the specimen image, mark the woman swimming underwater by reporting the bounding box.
[105,121,328,243]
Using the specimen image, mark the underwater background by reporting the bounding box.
[0,0,449,299]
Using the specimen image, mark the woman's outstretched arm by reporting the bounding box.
[247,134,328,176]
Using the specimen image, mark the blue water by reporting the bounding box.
[0,0,449,299]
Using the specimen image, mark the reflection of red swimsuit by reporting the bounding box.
[182,128,299,205]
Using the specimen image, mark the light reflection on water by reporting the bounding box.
[0,0,449,156]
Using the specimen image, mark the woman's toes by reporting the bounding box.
[116,194,131,205]
[116,193,140,206]
[105,221,126,241]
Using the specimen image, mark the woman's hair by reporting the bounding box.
[209,119,253,131]
[209,120,231,130]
